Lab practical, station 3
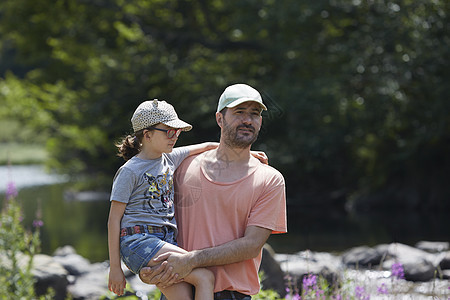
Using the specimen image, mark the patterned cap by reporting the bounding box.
[131,99,192,132]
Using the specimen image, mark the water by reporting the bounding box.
[0,165,68,192]
[1,165,449,263]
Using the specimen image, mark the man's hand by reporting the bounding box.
[152,251,195,281]
[139,261,178,288]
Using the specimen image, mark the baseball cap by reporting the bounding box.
[217,83,267,113]
[131,99,192,132]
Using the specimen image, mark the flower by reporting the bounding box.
[355,286,370,300]
[391,262,405,279]
[377,283,388,294]
[292,293,301,300]
[33,219,44,228]
[302,273,318,292]
[6,181,18,200]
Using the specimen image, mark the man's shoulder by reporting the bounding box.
[256,162,285,185]
[177,152,203,170]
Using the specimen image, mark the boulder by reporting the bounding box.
[259,244,287,297]
[275,249,341,290]
[442,269,450,280]
[67,262,109,300]
[53,246,92,276]
[341,246,383,267]
[438,251,450,270]
[403,260,436,282]
[32,254,69,300]
[382,243,443,266]
[415,241,449,253]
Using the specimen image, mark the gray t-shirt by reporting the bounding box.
[110,147,189,233]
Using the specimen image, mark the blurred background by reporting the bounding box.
[0,0,449,263]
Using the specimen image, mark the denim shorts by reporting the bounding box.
[120,227,176,274]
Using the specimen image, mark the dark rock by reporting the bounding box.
[33,254,69,300]
[439,251,450,270]
[341,246,383,267]
[403,260,436,282]
[260,244,287,297]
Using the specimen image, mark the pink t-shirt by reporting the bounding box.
[174,152,287,295]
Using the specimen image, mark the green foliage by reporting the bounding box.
[100,286,161,300]
[0,200,36,298]
[1,0,449,208]
[253,288,280,300]
[0,185,53,299]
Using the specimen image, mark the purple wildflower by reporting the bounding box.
[33,219,44,228]
[302,273,318,293]
[292,293,301,300]
[391,262,405,279]
[377,283,388,294]
[355,286,370,300]
[6,181,18,200]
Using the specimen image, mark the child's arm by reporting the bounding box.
[108,200,127,296]
[185,142,219,156]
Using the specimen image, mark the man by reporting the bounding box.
[140,83,287,299]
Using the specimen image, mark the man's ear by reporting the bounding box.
[216,112,223,128]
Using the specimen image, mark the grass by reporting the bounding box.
[0,143,48,165]
[0,118,48,165]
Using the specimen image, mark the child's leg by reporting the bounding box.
[184,268,214,300]
[158,281,194,300]
[143,242,214,300]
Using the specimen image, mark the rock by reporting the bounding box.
[383,243,443,267]
[415,241,449,253]
[403,260,436,282]
[127,273,158,296]
[259,244,287,297]
[442,269,450,280]
[32,254,69,300]
[53,246,92,276]
[68,262,109,300]
[341,246,383,267]
[53,245,78,256]
[438,251,450,270]
[275,249,341,290]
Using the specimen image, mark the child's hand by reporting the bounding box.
[108,268,126,296]
[251,151,269,165]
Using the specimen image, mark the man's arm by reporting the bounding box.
[140,225,271,285]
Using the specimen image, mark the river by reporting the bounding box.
[1,165,449,263]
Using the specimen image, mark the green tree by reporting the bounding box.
[1,0,449,209]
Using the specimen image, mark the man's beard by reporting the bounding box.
[222,119,259,149]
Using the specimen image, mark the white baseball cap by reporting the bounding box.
[217,84,267,113]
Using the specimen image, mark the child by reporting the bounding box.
[107,99,216,299]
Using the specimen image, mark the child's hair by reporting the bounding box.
[116,129,147,161]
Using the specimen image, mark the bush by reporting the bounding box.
[0,181,52,299]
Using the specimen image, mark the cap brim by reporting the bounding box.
[225,98,267,111]
[162,119,193,131]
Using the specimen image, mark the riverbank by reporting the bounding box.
[29,241,450,300]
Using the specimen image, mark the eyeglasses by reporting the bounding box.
[146,127,182,139]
